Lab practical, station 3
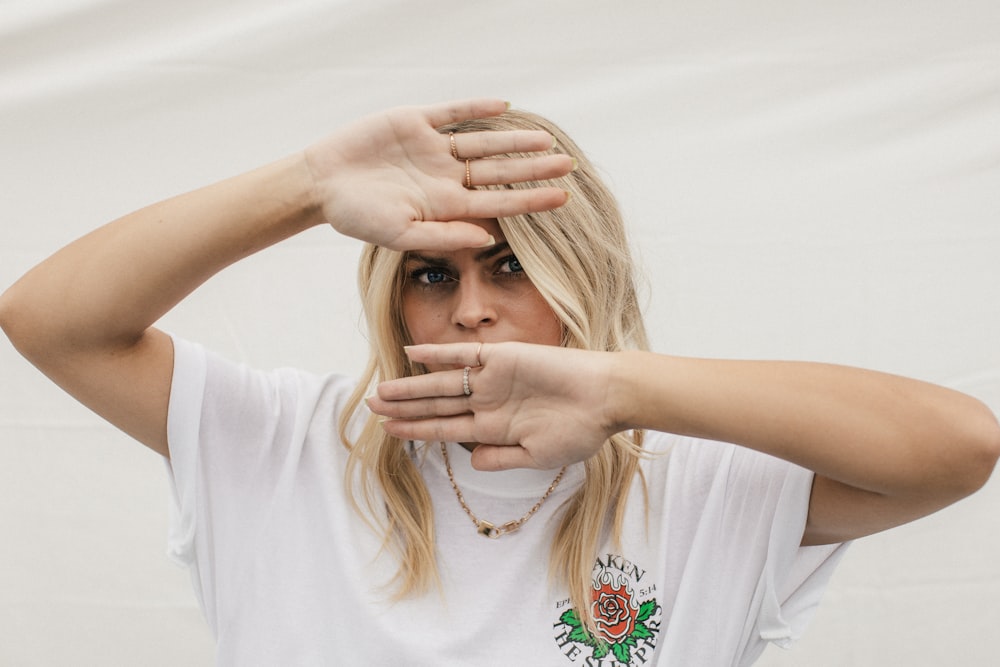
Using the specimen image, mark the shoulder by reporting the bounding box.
[169,334,363,439]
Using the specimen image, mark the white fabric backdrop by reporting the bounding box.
[2,1,998,664]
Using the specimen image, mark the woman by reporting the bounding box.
[1,98,997,666]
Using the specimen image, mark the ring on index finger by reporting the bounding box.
[475,342,483,367]
[449,132,460,160]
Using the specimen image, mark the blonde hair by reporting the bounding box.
[337,109,649,634]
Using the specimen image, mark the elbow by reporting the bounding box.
[951,400,1000,497]
[908,396,1000,505]
[974,414,1000,487]
[0,285,21,346]
[0,281,48,360]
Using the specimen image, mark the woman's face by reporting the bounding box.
[401,219,563,371]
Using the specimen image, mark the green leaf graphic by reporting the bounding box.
[560,609,582,628]
[612,641,632,664]
[568,625,596,645]
[636,599,657,623]
[592,642,611,659]
[631,622,654,640]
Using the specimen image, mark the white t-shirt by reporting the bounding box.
[165,336,847,666]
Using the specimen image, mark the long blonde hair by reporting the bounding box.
[337,109,649,633]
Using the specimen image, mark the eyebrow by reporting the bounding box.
[475,241,512,262]
[407,241,512,266]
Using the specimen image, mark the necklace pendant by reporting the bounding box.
[440,442,567,540]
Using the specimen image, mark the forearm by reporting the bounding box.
[612,351,1000,499]
[0,153,322,354]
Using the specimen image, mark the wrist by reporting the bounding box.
[606,350,646,435]
[607,350,688,437]
[282,151,327,230]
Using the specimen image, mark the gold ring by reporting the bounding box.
[475,342,483,367]
[464,159,472,188]
[449,132,459,160]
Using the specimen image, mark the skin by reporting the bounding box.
[401,218,563,368]
[0,99,574,457]
[371,339,1000,546]
[401,218,563,452]
[368,204,1000,550]
[1,97,998,552]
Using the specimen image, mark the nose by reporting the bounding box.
[451,277,497,330]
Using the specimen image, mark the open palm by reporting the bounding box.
[303,99,574,252]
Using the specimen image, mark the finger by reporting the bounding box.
[367,394,469,420]
[453,130,557,159]
[423,98,509,128]
[462,187,571,220]
[468,154,575,186]
[391,221,495,252]
[470,444,541,471]
[402,343,487,370]
[380,414,477,443]
[377,365,470,401]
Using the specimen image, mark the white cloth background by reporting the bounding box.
[1,1,997,664]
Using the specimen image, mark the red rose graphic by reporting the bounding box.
[591,576,639,643]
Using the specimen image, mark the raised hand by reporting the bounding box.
[304,99,575,251]
[367,342,622,471]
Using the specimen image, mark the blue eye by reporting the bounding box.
[498,256,523,274]
[423,270,447,284]
[411,267,454,286]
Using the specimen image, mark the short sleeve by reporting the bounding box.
[753,462,848,649]
[162,335,317,567]
[161,334,362,638]
[163,335,207,567]
[643,435,849,663]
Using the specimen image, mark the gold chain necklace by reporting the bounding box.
[440,442,568,539]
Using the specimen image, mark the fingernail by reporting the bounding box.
[377,417,392,424]
[564,190,572,202]
[571,157,578,171]
[477,234,496,248]
[504,101,511,110]
[551,134,557,149]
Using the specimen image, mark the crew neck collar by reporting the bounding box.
[416,441,585,498]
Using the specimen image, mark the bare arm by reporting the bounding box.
[608,352,1000,545]
[0,99,574,457]
[368,342,1000,545]
[0,155,320,455]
